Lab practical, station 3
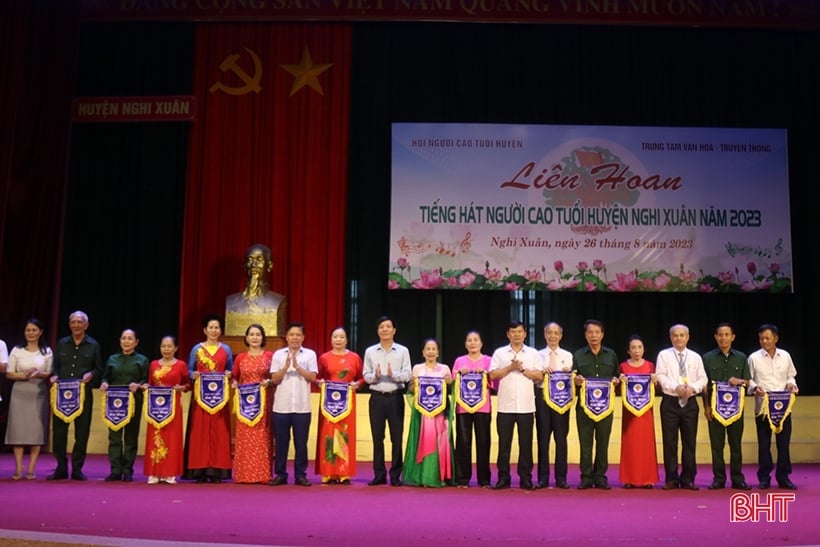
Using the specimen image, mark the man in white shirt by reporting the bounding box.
[535,322,573,489]
[269,322,318,486]
[748,323,799,490]
[655,323,707,490]
[489,320,543,490]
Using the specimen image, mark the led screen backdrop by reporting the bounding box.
[390,123,791,293]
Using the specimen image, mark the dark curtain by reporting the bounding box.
[0,0,79,444]
[59,22,193,359]
[179,24,351,353]
[347,23,820,393]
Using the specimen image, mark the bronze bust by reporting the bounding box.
[225,244,286,337]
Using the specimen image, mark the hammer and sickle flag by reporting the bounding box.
[710,381,744,427]
[194,372,230,414]
[320,381,353,424]
[543,371,575,414]
[209,47,263,96]
[454,371,487,413]
[621,374,655,418]
[758,390,796,433]
[101,386,135,432]
[580,378,615,422]
[144,386,176,429]
[50,379,85,423]
[414,376,447,418]
[235,382,266,427]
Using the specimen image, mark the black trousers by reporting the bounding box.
[368,392,405,482]
[660,395,699,484]
[756,414,792,483]
[51,383,94,474]
[455,411,491,486]
[535,394,570,485]
[495,412,534,484]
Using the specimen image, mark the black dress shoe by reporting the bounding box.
[623,483,634,489]
[368,477,387,486]
[662,481,679,490]
[520,480,535,490]
[492,480,510,490]
[104,473,121,482]
[535,482,548,489]
[340,479,351,485]
[680,482,699,491]
[390,479,403,487]
[732,482,751,491]
[577,481,594,490]
[195,477,207,484]
[759,479,771,490]
[596,481,611,490]
[268,476,287,486]
[708,481,725,490]
[777,480,797,490]
[71,472,88,481]
[479,482,493,489]
[295,477,312,487]
[555,481,570,489]
[47,471,69,481]
[122,473,133,483]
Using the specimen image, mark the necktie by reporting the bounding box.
[549,350,557,371]
[677,352,687,376]
[677,352,688,406]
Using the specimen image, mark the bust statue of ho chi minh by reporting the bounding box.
[225,244,287,337]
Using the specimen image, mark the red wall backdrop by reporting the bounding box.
[180,23,351,353]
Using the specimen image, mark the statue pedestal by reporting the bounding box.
[222,335,285,357]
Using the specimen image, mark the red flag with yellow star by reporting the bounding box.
[181,24,351,352]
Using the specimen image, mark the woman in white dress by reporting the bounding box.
[5,318,53,480]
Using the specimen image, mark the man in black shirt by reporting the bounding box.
[48,310,103,481]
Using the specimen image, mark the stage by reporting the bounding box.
[1,455,818,547]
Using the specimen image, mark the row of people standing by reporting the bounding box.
[2,311,799,491]
[363,318,799,492]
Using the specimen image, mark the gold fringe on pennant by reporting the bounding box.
[454,371,488,414]
[581,378,615,422]
[319,382,353,424]
[234,383,266,427]
[143,388,176,429]
[757,391,796,434]
[49,382,85,424]
[100,389,135,432]
[413,377,447,418]
[194,374,230,414]
[710,382,744,427]
[620,376,655,418]
[543,371,576,414]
